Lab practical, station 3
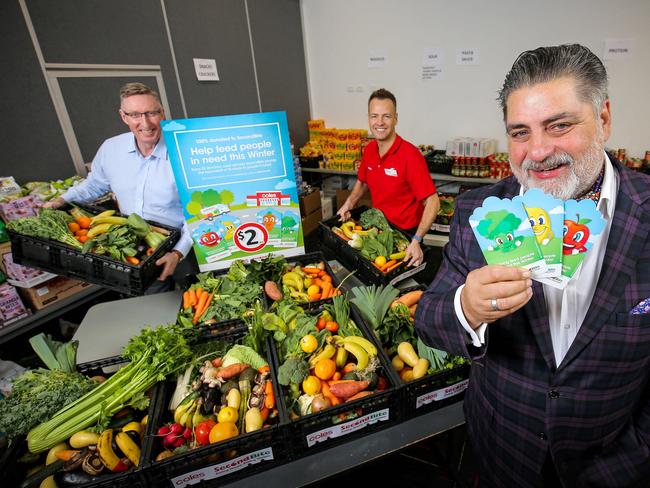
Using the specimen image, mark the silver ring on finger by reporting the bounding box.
[490,298,501,312]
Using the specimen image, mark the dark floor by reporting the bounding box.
[304,425,479,488]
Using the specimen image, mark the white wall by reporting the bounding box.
[301,0,650,158]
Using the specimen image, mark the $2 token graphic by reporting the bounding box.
[233,222,268,252]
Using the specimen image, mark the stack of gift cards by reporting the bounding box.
[469,188,605,289]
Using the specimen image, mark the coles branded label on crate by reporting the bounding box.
[306,408,390,447]
[416,379,469,409]
[170,447,274,487]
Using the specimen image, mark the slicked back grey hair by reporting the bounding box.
[498,44,608,121]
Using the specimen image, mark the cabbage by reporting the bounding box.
[222,345,267,370]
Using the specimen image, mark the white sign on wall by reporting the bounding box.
[193,58,220,81]
[368,51,387,68]
[422,47,444,80]
[456,48,480,65]
[603,38,634,60]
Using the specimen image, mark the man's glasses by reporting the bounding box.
[122,110,162,120]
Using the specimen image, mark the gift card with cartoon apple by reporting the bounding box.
[469,196,547,276]
[513,189,564,278]
[558,198,605,284]
[191,219,231,261]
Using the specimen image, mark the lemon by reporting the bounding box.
[217,406,239,424]
[300,334,318,353]
[302,375,322,396]
[374,255,387,267]
[307,284,320,297]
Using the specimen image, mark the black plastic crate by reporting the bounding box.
[269,310,400,458]
[319,207,427,287]
[8,206,180,296]
[350,285,470,420]
[176,267,265,333]
[299,156,322,168]
[140,330,289,487]
[3,356,150,488]
[279,251,341,310]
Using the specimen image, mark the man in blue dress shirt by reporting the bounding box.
[45,83,193,293]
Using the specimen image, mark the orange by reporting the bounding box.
[208,422,239,443]
[68,222,80,233]
[302,375,321,395]
[75,229,88,236]
[76,216,91,229]
[314,358,336,380]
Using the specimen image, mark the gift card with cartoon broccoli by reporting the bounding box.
[557,198,605,284]
[469,196,547,276]
[280,210,300,247]
[513,189,564,278]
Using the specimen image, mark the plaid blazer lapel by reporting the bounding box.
[523,281,556,370]
[560,161,650,370]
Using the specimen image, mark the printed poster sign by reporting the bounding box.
[162,111,305,271]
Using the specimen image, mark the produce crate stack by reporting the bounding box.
[319,206,429,286]
[7,205,180,295]
[349,284,470,419]
[140,329,289,487]
[267,299,401,459]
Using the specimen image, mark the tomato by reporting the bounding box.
[316,317,326,331]
[194,419,216,446]
[325,321,339,333]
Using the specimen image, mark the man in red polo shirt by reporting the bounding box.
[337,88,439,266]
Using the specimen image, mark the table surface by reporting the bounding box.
[73,289,182,363]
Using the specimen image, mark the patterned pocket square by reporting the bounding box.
[630,298,650,314]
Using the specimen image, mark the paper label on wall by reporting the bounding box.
[193,58,219,81]
[305,408,390,447]
[603,38,634,60]
[422,47,444,67]
[170,447,274,487]
[456,48,480,65]
[368,51,387,68]
[162,111,305,271]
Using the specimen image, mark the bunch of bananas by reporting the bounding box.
[95,421,143,472]
[281,269,310,301]
[86,210,128,238]
[309,335,378,371]
[173,391,214,430]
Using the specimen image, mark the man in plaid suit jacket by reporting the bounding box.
[415,44,650,487]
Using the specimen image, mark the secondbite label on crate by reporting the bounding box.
[306,408,390,447]
[170,447,274,487]
[416,379,469,409]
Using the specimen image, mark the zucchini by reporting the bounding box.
[20,459,64,488]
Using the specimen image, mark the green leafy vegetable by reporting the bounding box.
[277,357,309,386]
[222,345,268,370]
[350,284,400,330]
[27,324,193,453]
[29,333,79,373]
[246,254,286,284]
[0,369,96,440]
[359,208,391,232]
[7,209,81,249]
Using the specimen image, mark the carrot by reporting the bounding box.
[125,256,140,265]
[260,406,270,422]
[385,260,403,273]
[188,288,197,308]
[211,357,223,367]
[342,363,356,374]
[321,281,332,298]
[55,450,80,461]
[373,262,384,271]
[182,291,191,310]
[320,273,332,282]
[146,247,155,256]
[321,381,340,406]
[302,267,321,275]
[216,363,250,379]
[195,287,204,300]
[329,380,370,399]
[380,259,397,272]
[258,365,270,374]
[197,293,214,321]
[264,380,275,409]
[312,277,323,287]
[409,304,417,316]
[332,371,342,381]
[309,293,322,301]
[395,290,424,308]
[346,390,373,402]
[192,291,210,324]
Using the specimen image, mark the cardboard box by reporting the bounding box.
[299,189,322,216]
[301,208,323,237]
[336,189,372,211]
[19,276,91,311]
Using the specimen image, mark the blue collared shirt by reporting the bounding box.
[62,132,193,257]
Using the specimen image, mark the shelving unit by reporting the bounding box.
[300,167,500,185]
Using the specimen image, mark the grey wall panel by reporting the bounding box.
[0,0,76,182]
[164,0,259,118]
[58,76,162,162]
[247,0,310,147]
[25,0,183,118]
